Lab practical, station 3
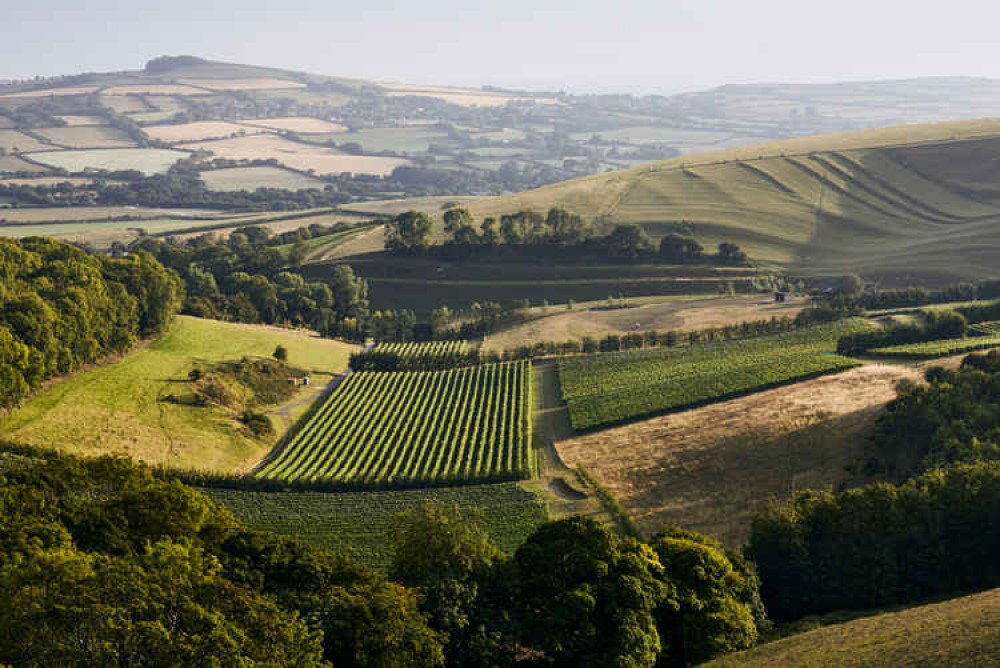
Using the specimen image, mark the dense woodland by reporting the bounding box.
[0,238,181,408]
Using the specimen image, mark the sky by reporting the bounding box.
[5,0,1000,94]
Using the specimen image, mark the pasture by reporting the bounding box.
[556,364,920,544]
[100,94,149,113]
[54,115,108,126]
[257,361,533,486]
[204,482,548,571]
[0,155,50,173]
[322,126,451,153]
[0,316,356,472]
[0,86,99,98]
[185,134,410,176]
[33,126,136,148]
[558,319,872,430]
[0,130,51,152]
[200,165,326,191]
[0,205,224,222]
[102,84,208,95]
[179,78,307,91]
[706,587,1000,667]
[381,83,561,107]
[25,148,188,174]
[241,117,347,133]
[145,121,265,143]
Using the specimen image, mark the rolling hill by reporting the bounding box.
[467,118,1000,284]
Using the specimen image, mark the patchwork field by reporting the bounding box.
[381,82,561,107]
[0,155,51,173]
[0,130,51,152]
[179,78,307,91]
[33,126,136,148]
[557,364,920,544]
[25,148,188,174]
[242,117,347,133]
[204,482,548,571]
[257,361,533,486]
[558,319,872,430]
[145,121,266,143]
[200,166,326,191]
[99,94,149,113]
[186,134,410,176]
[706,587,1000,667]
[0,316,357,472]
[54,115,108,126]
[102,84,209,96]
[0,86,99,98]
[316,126,450,153]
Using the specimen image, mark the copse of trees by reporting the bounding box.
[836,309,968,355]
[0,237,183,407]
[384,207,750,265]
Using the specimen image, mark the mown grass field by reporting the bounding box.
[0,129,50,152]
[706,587,1000,667]
[465,118,1000,283]
[558,319,872,430]
[26,148,188,174]
[0,316,356,473]
[257,361,532,486]
[145,121,265,144]
[203,482,548,571]
[240,117,347,133]
[32,126,136,148]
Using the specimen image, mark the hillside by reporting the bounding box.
[467,118,1000,283]
[706,587,1000,667]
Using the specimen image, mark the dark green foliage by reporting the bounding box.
[837,309,968,355]
[0,238,182,408]
[385,211,434,255]
[274,344,289,361]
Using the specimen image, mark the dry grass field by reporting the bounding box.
[186,134,410,176]
[100,94,148,113]
[0,316,357,473]
[102,84,209,96]
[707,588,1000,667]
[26,148,188,174]
[54,115,108,126]
[0,155,49,173]
[555,365,920,545]
[0,130,51,152]
[179,78,306,91]
[241,117,347,133]
[145,121,267,144]
[381,82,561,107]
[0,176,99,186]
[200,166,326,191]
[0,205,223,222]
[0,86,99,98]
[33,126,136,148]
[346,195,481,216]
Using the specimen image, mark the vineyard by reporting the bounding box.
[558,319,872,431]
[203,482,548,571]
[350,340,480,371]
[871,335,1000,359]
[257,361,533,486]
[970,321,1000,336]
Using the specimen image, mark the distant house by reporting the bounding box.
[774,291,788,303]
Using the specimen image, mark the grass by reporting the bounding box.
[0,206,226,223]
[309,127,450,154]
[145,121,265,144]
[32,126,136,148]
[466,118,1000,282]
[558,319,872,431]
[240,117,347,134]
[0,130,51,152]
[256,361,532,486]
[201,166,326,191]
[53,115,108,126]
[203,481,548,571]
[185,134,410,176]
[0,316,357,473]
[178,78,306,91]
[25,148,189,175]
[871,336,1000,358]
[705,587,1000,667]
[0,155,50,173]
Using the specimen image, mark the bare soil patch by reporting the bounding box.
[555,365,921,545]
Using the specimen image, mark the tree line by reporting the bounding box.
[385,208,749,265]
[0,237,182,408]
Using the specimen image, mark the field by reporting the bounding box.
[241,117,347,133]
[145,121,266,144]
[203,482,548,570]
[0,86,99,98]
[345,195,481,216]
[706,587,1000,667]
[257,361,533,486]
[0,130,51,152]
[319,127,451,154]
[185,134,410,176]
[970,320,1000,335]
[102,84,209,95]
[373,340,470,357]
[0,176,98,187]
[99,94,149,113]
[556,365,920,544]
[54,115,108,126]
[32,126,136,148]
[200,166,326,191]
[0,205,225,222]
[0,155,49,173]
[466,118,1000,282]
[178,78,307,91]
[558,319,872,431]
[871,336,1000,358]
[0,316,357,472]
[26,148,188,174]
[381,83,561,107]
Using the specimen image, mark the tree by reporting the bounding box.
[837,273,864,297]
[606,224,652,260]
[659,234,704,262]
[717,242,748,265]
[385,211,433,255]
[273,345,288,362]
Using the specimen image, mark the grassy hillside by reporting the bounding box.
[706,587,1000,667]
[0,316,356,472]
[467,118,1000,283]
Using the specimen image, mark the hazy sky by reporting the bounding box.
[5,0,1000,93]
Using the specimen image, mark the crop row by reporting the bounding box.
[970,321,1000,336]
[558,319,872,431]
[257,361,533,486]
[372,340,470,358]
[871,335,1000,359]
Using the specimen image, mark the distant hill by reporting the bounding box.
[705,587,1000,667]
[467,117,1000,284]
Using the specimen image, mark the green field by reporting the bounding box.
[467,118,1000,283]
[257,361,533,485]
[200,166,326,191]
[307,126,450,154]
[558,319,871,430]
[871,335,1000,358]
[0,316,356,472]
[203,482,548,570]
[25,148,189,174]
[970,321,1000,335]
[706,588,1000,667]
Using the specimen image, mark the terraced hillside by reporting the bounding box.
[467,118,1000,282]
